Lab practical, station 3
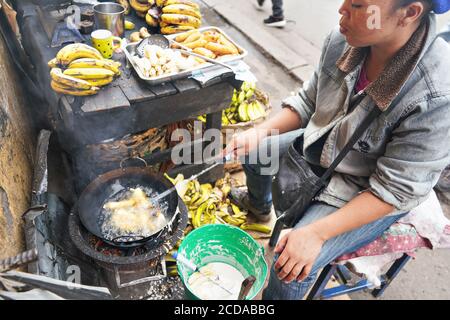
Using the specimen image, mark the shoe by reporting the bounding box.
[230,188,272,223]
[264,16,287,28]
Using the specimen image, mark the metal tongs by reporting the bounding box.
[136,34,239,74]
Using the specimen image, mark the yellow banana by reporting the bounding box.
[50,68,93,90]
[51,81,99,96]
[162,4,201,19]
[160,13,201,28]
[156,0,166,6]
[87,76,114,87]
[160,25,195,34]
[63,68,115,80]
[240,223,272,234]
[56,43,104,66]
[164,0,199,10]
[145,13,159,27]
[47,58,59,68]
[148,0,156,5]
[68,58,121,75]
[117,0,131,14]
[130,0,152,12]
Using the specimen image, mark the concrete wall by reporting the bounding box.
[0,33,35,260]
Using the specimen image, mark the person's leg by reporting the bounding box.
[272,0,284,18]
[241,129,303,213]
[262,202,406,300]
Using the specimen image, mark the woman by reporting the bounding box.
[224,0,450,299]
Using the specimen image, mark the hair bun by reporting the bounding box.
[432,0,450,14]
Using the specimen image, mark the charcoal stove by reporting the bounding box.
[68,198,188,300]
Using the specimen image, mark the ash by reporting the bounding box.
[144,277,185,300]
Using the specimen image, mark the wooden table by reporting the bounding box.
[15,0,242,191]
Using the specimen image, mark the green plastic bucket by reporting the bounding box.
[177,224,268,300]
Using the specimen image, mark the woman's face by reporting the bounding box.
[338,0,409,47]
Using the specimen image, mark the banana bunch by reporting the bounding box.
[48,43,104,68]
[48,44,121,96]
[198,82,268,125]
[165,173,272,236]
[130,0,153,18]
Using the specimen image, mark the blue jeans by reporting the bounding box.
[261,0,284,18]
[242,130,406,300]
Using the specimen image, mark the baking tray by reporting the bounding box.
[124,26,248,86]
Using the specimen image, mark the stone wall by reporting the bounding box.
[0,32,35,260]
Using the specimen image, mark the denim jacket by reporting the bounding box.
[283,14,450,215]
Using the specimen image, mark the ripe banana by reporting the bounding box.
[130,0,152,13]
[87,76,114,87]
[238,102,249,122]
[68,58,121,75]
[51,80,99,96]
[47,58,59,68]
[156,0,166,6]
[117,0,131,15]
[240,223,272,234]
[56,43,104,67]
[50,68,93,90]
[164,0,199,10]
[162,4,201,19]
[160,13,201,28]
[161,25,195,34]
[63,68,115,80]
[145,13,159,27]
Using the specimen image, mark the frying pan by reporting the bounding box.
[77,165,180,249]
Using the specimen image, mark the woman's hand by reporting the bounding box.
[274,226,326,284]
[222,127,269,158]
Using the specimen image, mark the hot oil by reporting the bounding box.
[99,182,169,242]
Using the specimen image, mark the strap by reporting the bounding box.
[319,93,382,183]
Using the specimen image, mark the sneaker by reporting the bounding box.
[254,0,265,11]
[264,16,287,28]
[230,188,272,223]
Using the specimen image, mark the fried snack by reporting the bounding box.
[175,29,198,42]
[205,42,235,56]
[183,31,202,44]
[184,38,208,49]
[218,34,239,55]
[193,47,216,59]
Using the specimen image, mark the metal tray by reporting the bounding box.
[124,26,248,86]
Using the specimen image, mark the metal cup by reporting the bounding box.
[93,2,125,37]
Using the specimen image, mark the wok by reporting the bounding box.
[77,166,180,249]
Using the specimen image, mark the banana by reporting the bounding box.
[148,0,156,5]
[240,223,272,234]
[162,4,201,19]
[68,58,121,75]
[125,20,135,30]
[47,58,59,68]
[156,0,167,6]
[164,0,199,10]
[130,0,152,12]
[63,68,115,80]
[238,102,249,122]
[117,0,131,14]
[160,13,201,28]
[145,13,159,27]
[161,25,196,34]
[56,43,104,67]
[246,101,258,121]
[87,76,114,87]
[50,68,93,90]
[51,80,99,96]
